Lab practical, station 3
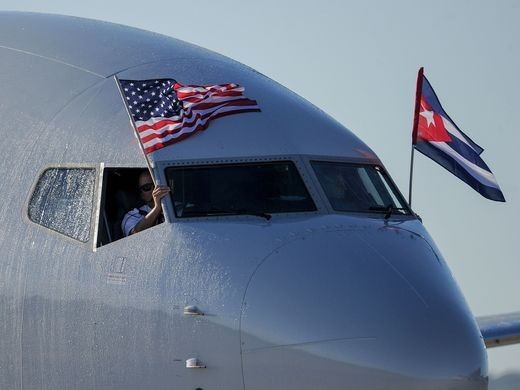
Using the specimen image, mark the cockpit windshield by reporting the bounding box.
[165,161,316,218]
[311,161,410,216]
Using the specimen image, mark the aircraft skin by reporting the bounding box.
[0,12,490,390]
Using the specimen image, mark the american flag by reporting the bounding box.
[119,78,260,154]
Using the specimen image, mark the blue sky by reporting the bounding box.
[2,0,519,377]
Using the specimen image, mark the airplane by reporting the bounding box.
[0,11,518,390]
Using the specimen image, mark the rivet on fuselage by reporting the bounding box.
[186,358,206,369]
[184,305,204,316]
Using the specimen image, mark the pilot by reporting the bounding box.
[322,169,368,211]
[121,170,171,236]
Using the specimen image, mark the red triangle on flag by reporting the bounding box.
[416,97,452,142]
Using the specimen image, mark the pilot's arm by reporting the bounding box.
[127,185,170,236]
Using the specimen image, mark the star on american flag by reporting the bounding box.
[119,78,260,154]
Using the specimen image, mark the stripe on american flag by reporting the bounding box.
[137,102,260,151]
[119,79,260,154]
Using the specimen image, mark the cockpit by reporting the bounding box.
[166,161,316,219]
[311,161,409,216]
[26,158,414,249]
[164,159,411,220]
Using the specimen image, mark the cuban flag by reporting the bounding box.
[412,68,505,202]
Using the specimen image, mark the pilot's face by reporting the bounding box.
[138,171,154,202]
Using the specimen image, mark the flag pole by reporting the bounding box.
[113,75,156,185]
[409,67,424,207]
[408,146,415,206]
[113,75,173,223]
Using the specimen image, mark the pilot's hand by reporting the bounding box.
[152,185,171,209]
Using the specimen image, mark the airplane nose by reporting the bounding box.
[241,224,488,389]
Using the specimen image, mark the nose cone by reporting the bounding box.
[241,222,487,389]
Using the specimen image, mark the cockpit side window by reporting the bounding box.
[311,161,410,216]
[165,161,316,218]
[96,168,158,247]
[28,168,96,242]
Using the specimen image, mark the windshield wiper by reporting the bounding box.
[208,208,272,221]
[369,205,406,220]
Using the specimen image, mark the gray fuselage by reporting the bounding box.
[0,12,487,390]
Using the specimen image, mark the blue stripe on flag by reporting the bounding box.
[422,76,484,155]
[444,134,491,171]
[415,141,505,202]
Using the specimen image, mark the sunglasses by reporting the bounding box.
[139,183,154,192]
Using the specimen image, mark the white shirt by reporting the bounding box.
[121,204,151,237]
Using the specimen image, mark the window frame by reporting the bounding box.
[306,157,415,219]
[24,164,100,249]
[94,165,161,249]
[157,156,323,221]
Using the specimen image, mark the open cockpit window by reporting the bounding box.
[28,168,96,242]
[97,168,163,247]
[311,161,410,216]
[165,161,316,218]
